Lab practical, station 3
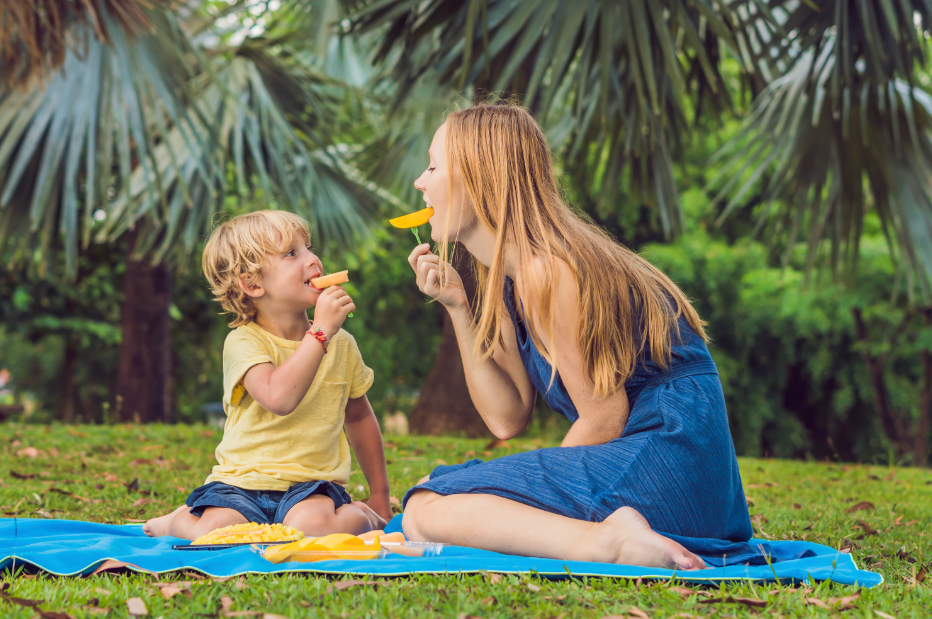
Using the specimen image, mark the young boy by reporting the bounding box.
[145,210,390,540]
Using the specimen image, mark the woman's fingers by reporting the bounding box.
[407,243,433,272]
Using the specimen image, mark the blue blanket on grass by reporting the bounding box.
[0,517,881,586]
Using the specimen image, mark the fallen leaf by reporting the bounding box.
[792,503,802,509]
[35,509,52,518]
[221,595,234,613]
[884,470,896,481]
[487,574,503,584]
[158,586,188,600]
[129,459,152,467]
[91,560,150,575]
[481,596,497,605]
[94,588,111,597]
[125,478,139,492]
[526,582,541,592]
[142,445,165,452]
[49,488,90,503]
[826,592,861,609]
[235,577,248,591]
[104,473,118,482]
[36,610,76,619]
[81,607,109,616]
[875,612,896,619]
[481,451,493,457]
[858,521,877,536]
[847,501,875,513]
[745,495,755,506]
[262,615,290,619]
[389,496,401,506]
[132,498,160,508]
[484,439,511,450]
[127,597,148,616]
[0,590,43,607]
[333,579,383,591]
[699,596,767,608]
[9,470,35,480]
[66,428,88,438]
[457,615,484,619]
[805,598,828,608]
[48,447,59,457]
[17,447,39,458]
[435,459,448,465]
[627,608,650,618]
[669,587,703,597]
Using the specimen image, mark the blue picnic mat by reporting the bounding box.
[0,517,881,586]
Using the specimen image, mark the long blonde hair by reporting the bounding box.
[438,103,707,398]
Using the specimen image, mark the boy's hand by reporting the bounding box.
[313,285,355,336]
[365,492,393,523]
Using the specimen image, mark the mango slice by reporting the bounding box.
[358,529,384,541]
[389,207,434,229]
[378,532,406,544]
[310,270,349,289]
[261,532,382,563]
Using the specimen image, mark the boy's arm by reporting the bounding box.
[243,286,353,416]
[343,395,392,522]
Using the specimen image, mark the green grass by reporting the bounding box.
[0,423,930,618]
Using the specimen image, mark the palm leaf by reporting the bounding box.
[344,0,754,239]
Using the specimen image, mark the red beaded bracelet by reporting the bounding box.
[306,326,329,353]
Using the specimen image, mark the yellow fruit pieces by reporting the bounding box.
[191,522,303,546]
[261,532,382,563]
[389,207,434,229]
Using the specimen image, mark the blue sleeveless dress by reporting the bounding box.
[403,278,775,566]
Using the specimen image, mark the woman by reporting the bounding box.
[402,103,754,570]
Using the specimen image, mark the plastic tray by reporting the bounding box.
[252,541,447,563]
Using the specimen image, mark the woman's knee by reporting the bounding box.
[401,490,440,541]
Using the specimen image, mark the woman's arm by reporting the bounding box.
[343,395,392,521]
[528,260,630,447]
[409,246,536,439]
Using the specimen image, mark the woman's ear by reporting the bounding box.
[238,273,264,299]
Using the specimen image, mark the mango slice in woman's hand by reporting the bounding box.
[310,270,349,289]
[389,207,434,229]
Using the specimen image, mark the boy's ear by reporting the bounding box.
[238,273,264,299]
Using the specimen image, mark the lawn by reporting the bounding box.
[0,423,929,618]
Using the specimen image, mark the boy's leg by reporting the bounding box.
[143,504,248,541]
[282,495,386,537]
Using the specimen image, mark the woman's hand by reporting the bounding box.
[407,244,469,311]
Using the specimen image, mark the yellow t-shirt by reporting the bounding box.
[205,321,374,491]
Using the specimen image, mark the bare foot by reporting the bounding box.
[352,501,388,531]
[144,505,188,538]
[597,507,706,570]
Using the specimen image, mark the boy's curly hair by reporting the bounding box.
[202,210,311,327]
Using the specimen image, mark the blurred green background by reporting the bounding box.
[1,0,930,467]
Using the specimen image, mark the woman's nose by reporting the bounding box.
[414,173,427,192]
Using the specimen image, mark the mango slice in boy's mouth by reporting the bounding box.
[389,207,434,229]
[310,270,348,289]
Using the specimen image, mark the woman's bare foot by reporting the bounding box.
[351,501,388,530]
[597,507,706,570]
[143,505,188,538]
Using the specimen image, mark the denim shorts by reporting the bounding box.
[185,480,352,524]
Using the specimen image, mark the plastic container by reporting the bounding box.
[252,540,446,563]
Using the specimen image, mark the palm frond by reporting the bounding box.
[0,0,164,89]
[344,0,752,238]
[709,44,932,293]
[0,10,207,278]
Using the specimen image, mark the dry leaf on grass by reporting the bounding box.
[17,447,40,458]
[91,559,150,575]
[389,496,401,506]
[158,585,189,600]
[333,579,390,591]
[526,582,541,592]
[487,573,503,584]
[126,597,148,616]
[132,498,161,508]
[0,583,44,607]
[847,501,876,513]
[94,588,111,597]
[104,473,118,482]
[874,611,897,619]
[221,595,234,613]
[235,577,249,590]
[481,596,497,605]
[9,470,36,479]
[699,596,767,608]
[626,608,650,618]
[81,607,109,616]
[457,615,485,619]
[35,610,76,619]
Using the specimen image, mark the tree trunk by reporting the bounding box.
[409,249,491,437]
[916,308,932,467]
[57,337,77,423]
[116,245,172,424]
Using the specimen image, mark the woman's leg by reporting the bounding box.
[403,490,706,570]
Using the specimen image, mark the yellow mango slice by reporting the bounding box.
[389,207,434,229]
[358,529,384,541]
[379,532,406,544]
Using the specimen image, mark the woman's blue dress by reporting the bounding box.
[403,278,779,566]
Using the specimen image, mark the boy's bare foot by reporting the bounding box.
[597,506,706,570]
[352,500,388,531]
[144,505,188,538]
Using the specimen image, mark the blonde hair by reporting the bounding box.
[202,210,311,327]
[437,103,707,398]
